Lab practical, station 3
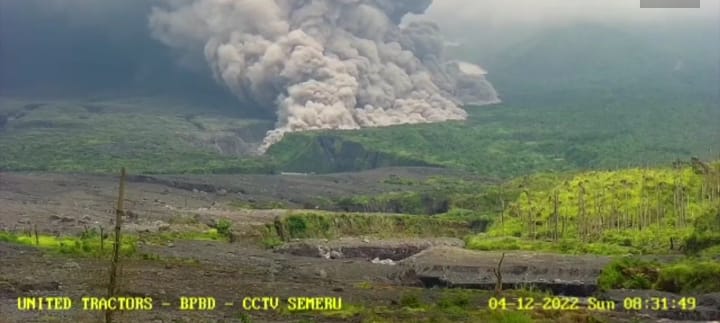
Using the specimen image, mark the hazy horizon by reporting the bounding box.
[1,0,717,97]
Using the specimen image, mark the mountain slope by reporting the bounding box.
[482,23,720,104]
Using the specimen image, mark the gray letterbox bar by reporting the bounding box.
[640,0,700,8]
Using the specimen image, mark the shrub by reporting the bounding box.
[437,289,473,309]
[215,219,233,238]
[399,292,422,308]
[286,216,308,237]
[655,260,720,293]
[598,258,660,290]
[488,311,533,323]
[684,232,720,255]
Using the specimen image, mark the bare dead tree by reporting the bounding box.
[499,189,506,236]
[33,224,39,246]
[552,190,559,241]
[274,216,287,242]
[493,252,506,295]
[106,167,126,323]
[99,226,104,253]
[578,184,587,241]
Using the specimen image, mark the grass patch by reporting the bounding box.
[655,260,720,293]
[0,231,136,257]
[465,235,634,255]
[319,304,366,320]
[698,244,720,258]
[599,257,720,293]
[486,311,534,323]
[285,288,605,322]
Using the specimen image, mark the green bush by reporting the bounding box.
[655,260,720,293]
[399,292,422,308]
[261,236,284,249]
[599,257,720,294]
[598,258,660,290]
[215,219,233,238]
[0,231,136,257]
[487,311,533,323]
[437,289,473,309]
[286,216,308,237]
[684,232,720,254]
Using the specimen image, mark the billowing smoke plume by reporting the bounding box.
[149,0,500,152]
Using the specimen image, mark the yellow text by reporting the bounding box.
[179,297,216,310]
[287,297,342,311]
[17,297,72,311]
[242,297,279,311]
[81,297,153,311]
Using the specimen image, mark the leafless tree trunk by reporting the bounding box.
[553,190,559,241]
[578,185,586,241]
[99,226,104,253]
[493,253,506,295]
[499,194,506,236]
[106,167,126,323]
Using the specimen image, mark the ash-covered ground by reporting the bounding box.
[2,170,718,322]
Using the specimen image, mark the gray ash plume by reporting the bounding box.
[149,0,500,152]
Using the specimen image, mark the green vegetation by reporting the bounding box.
[0,225,238,257]
[268,99,719,177]
[598,257,720,293]
[262,211,474,242]
[287,289,604,323]
[329,191,450,215]
[2,92,717,178]
[656,260,720,293]
[474,161,720,254]
[314,175,505,219]
[1,23,718,178]
[465,236,633,256]
[214,219,233,239]
[0,230,136,257]
[269,24,719,176]
[139,228,229,244]
[0,24,717,323]
[598,258,660,290]
[0,99,275,174]
[684,198,720,256]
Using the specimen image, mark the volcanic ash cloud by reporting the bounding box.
[149,0,500,152]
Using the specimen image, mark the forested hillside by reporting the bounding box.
[268,23,720,176]
[481,159,720,255]
[268,99,720,177]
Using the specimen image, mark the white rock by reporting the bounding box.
[371,258,396,266]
